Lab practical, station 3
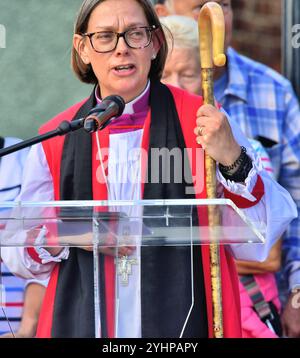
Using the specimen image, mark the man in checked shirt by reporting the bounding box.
[153,0,300,338]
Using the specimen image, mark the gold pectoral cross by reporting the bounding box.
[116,255,138,286]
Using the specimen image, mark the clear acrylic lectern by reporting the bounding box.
[0,199,266,338]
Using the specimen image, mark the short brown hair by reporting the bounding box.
[71,0,168,84]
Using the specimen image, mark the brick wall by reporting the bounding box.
[231,0,282,72]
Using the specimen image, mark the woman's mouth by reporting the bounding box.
[113,64,136,76]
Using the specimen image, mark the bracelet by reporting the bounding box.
[219,146,247,173]
[219,146,253,183]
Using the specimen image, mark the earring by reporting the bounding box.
[151,54,156,60]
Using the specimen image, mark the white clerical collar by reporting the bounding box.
[95,81,150,115]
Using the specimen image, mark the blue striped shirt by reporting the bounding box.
[219,47,300,292]
[0,263,24,335]
[0,137,29,335]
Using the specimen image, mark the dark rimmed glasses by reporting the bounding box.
[82,25,157,53]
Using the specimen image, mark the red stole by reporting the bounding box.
[37,86,242,338]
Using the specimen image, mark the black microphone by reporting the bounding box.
[83,95,125,133]
[57,95,125,135]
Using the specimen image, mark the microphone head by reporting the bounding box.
[83,95,125,133]
[87,95,125,117]
[102,95,125,116]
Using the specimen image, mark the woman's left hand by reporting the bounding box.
[194,104,241,166]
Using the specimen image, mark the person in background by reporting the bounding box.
[154,0,300,339]
[160,15,201,94]
[0,136,47,337]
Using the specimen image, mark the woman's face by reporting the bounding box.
[162,47,201,95]
[74,0,158,102]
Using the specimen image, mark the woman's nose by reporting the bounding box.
[115,35,130,55]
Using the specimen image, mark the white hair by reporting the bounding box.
[160,15,199,51]
[151,0,173,10]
